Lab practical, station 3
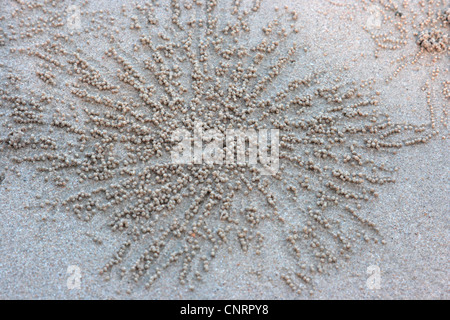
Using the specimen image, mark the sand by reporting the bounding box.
[0,0,448,299]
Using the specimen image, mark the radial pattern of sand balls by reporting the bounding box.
[360,0,449,130]
[0,0,441,294]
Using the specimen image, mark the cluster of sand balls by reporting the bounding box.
[359,0,449,53]
[0,0,438,294]
[351,0,450,132]
[444,7,450,23]
[417,29,448,53]
[357,1,449,61]
[330,0,449,137]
